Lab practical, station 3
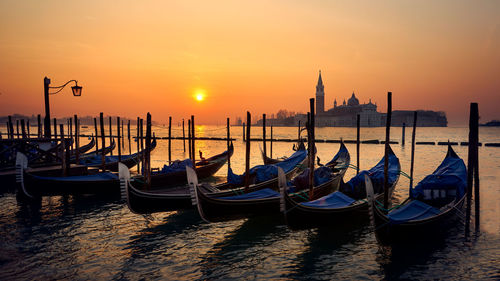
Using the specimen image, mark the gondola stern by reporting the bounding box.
[15,152,34,199]
[186,166,210,223]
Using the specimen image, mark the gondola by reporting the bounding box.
[74,138,116,162]
[261,142,305,165]
[146,142,234,187]
[280,145,400,229]
[121,145,308,214]
[76,138,156,172]
[368,145,466,244]
[15,152,121,201]
[189,143,350,222]
[74,137,96,155]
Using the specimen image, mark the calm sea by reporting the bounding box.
[1,125,499,280]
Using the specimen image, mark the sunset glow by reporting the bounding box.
[0,1,498,125]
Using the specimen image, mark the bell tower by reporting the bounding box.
[316,70,325,114]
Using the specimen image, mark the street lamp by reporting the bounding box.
[43,77,83,138]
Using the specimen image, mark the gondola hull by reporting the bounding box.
[283,191,384,229]
[124,157,302,214]
[125,183,193,213]
[18,171,120,200]
[195,173,342,222]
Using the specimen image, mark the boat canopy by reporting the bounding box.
[388,200,441,224]
[300,191,355,208]
[287,166,333,192]
[220,188,280,200]
[227,148,307,185]
[155,159,194,174]
[79,153,139,165]
[410,153,466,201]
[344,152,400,197]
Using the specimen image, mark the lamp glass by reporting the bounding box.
[71,85,82,96]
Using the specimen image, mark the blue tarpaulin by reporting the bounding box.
[220,188,280,200]
[288,166,334,192]
[155,159,194,174]
[227,148,307,185]
[411,153,466,201]
[78,153,138,166]
[300,191,356,208]
[388,200,441,224]
[345,152,400,196]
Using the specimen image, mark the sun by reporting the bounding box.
[195,92,205,101]
[193,90,206,102]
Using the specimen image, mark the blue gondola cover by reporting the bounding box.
[227,148,306,185]
[220,188,280,200]
[157,159,194,174]
[388,200,441,224]
[410,154,466,201]
[300,191,355,208]
[345,152,400,195]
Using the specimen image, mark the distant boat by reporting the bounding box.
[480,120,500,126]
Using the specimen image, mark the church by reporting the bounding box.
[315,71,384,127]
[256,71,447,127]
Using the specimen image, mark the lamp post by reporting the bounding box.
[43,77,82,138]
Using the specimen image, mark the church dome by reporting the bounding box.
[347,92,359,106]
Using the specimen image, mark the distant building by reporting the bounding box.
[256,71,447,127]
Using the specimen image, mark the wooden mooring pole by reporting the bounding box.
[466,103,480,232]
[402,122,406,146]
[100,113,106,172]
[227,117,231,169]
[191,115,196,170]
[356,114,360,174]
[262,114,267,158]
[109,116,113,155]
[117,117,121,162]
[409,112,417,189]
[145,113,152,188]
[27,120,30,138]
[383,92,392,211]
[53,118,57,140]
[60,124,69,176]
[37,114,42,138]
[308,98,315,200]
[20,119,26,139]
[127,120,131,154]
[168,116,172,165]
[140,118,144,151]
[244,112,251,190]
[188,119,192,160]
[182,119,186,152]
[121,119,125,149]
[8,116,13,139]
[94,118,99,152]
[270,125,273,158]
[136,117,140,173]
[74,115,80,163]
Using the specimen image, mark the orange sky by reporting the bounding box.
[0,0,499,125]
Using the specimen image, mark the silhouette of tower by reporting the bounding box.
[316,70,325,114]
